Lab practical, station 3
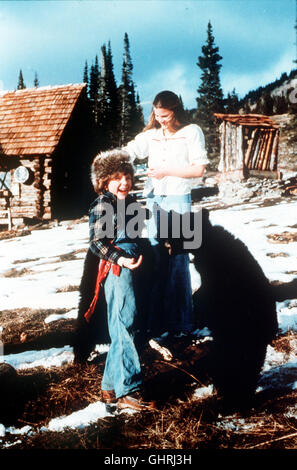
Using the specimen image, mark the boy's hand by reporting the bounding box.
[118,255,143,270]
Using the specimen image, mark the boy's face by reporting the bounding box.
[107,172,133,199]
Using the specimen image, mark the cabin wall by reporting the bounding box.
[218,121,280,181]
[50,95,97,220]
[0,156,53,225]
[0,92,97,226]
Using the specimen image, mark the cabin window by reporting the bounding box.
[0,171,11,190]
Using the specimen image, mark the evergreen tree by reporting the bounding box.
[225,88,240,114]
[118,33,143,145]
[195,21,224,167]
[97,44,109,147]
[89,55,100,123]
[83,60,89,90]
[274,94,288,114]
[135,92,145,131]
[255,91,274,115]
[17,69,26,90]
[105,41,121,147]
[242,99,252,114]
[34,72,39,88]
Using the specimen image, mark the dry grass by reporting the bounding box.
[1,267,35,278]
[2,303,297,450]
[267,231,297,244]
[266,252,290,258]
[0,307,76,354]
[55,285,79,293]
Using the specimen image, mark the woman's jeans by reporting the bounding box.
[146,193,194,336]
[101,241,142,399]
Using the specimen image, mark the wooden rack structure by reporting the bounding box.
[214,113,281,180]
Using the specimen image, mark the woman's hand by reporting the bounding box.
[148,164,206,179]
[147,167,167,180]
[118,255,143,270]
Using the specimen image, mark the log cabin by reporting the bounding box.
[0,83,98,228]
[214,113,281,181]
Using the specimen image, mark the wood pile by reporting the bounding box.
[214,114,280,178]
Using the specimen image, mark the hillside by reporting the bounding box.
[238,70,297,173]
[270,114,297,173]
[241,69,297,108]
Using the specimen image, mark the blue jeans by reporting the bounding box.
[146,193,194,335]
[101,241,142,399]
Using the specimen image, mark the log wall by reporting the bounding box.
[0,156,53,224]
[218,120,280,179]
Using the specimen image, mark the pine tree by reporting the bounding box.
[118,33,143,145]
[135,92,145,131]
[89,55,100,123]
[17,69,26,90]
[274,94,288,114]
[83,61,89,90]
[105,41,121,147]
[195,21,224,167]
[242,99,252,114]
[34,72,39,88]
[255,91,274,115]
[225,88,240,114]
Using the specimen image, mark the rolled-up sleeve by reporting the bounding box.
[124,131,150,162]
[187,124,209,166]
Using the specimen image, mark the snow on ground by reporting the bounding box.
[209,200,297,334]
[1,199,297,438]
[0,221,89,310]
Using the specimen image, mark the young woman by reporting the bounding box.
[124,90,209,338]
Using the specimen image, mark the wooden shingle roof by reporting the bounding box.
[0,83,86,156]
[214,113,279,129]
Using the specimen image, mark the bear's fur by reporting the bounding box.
[73,248,110,364]
[168,208,297,407]
[73,207,297,409]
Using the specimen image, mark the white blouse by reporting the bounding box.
[124,124,209,196]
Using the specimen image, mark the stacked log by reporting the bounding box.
[215,114,280,177]
[245,128,279,171]
[33,158,45,219]
[43,158,52,219]
[8,156,53,223]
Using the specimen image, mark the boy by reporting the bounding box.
[88,149,155,411]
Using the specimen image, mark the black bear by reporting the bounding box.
[73,207,297,410]
[168,208,297,408]
[73,248,110,364]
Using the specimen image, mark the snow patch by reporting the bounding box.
[45,401,115,432]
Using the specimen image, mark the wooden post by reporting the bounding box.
[244,129,256,167]
[270,130,279,171]
[246,128,259,169]
[262,129,273,170]
[254,129,265,170]
[257,129,268,170]
[251,130,261,169]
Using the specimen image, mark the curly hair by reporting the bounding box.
[91,149,135,194]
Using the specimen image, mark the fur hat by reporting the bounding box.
[91,149,134,194]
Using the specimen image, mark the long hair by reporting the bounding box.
[144,90,189,132]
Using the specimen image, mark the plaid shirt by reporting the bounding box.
[89,191,136,264]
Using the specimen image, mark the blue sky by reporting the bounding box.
[0,0,296,118]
